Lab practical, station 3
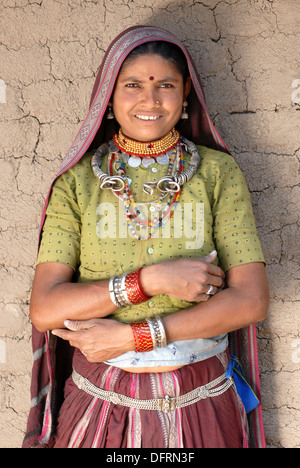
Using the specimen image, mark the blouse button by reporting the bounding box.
[147,247,154,255]
[148,301,155,308]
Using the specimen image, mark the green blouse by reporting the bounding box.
[37,145,264,323]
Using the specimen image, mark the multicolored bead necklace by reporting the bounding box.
[91,133,201,240]
[109,144,184,240]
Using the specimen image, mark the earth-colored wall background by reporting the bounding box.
[0,0,299,448]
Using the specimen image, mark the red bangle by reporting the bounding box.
[130,321,154,352]
[125,268,151,305]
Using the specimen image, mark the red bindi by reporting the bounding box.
[149,76,154,81]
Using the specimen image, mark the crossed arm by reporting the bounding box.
[30,252,269,363]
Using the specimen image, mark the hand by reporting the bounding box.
[52,318,134,362]
[141,250,225,303]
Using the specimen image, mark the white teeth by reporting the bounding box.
[136,115,160,121]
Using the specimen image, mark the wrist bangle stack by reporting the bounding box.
[125,268,150,304]
[109,268,151,308]
[130,317,167,353]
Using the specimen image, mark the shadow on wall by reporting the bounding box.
[141,0,282,447]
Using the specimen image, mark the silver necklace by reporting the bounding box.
[126,154,169,168]
[91,137,201,194]
[108,145,180,205]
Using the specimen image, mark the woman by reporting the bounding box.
[23,26,269,448]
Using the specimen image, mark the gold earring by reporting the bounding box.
[106,103,114,120]
[181,101,189,120]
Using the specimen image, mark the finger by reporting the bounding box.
[197,252,225,278]
[195,293,211,302]
[64,319,94,331]
[196,269,224,288]
[205,272,224,287]
[205,264,225,280]
[202,250,218,263]
[51,328,75,341]
[52,328,86,351]
[194,284,217,300]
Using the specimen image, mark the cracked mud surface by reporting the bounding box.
[0,0,299,448]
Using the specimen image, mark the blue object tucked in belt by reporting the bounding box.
[226,355,260,414]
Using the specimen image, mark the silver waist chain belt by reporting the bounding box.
[72,368,233,414]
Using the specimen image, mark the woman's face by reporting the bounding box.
[112,54,191,142]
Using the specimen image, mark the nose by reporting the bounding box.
[141,86,160,107]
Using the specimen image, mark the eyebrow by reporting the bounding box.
[119,76,181,83]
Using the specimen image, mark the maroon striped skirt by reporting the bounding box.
[53,349,248,448]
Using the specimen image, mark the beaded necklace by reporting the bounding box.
[109,144,184,240]
[114,128,180,157]
[91,134,201,240]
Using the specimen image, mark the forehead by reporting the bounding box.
[118,53,182,79]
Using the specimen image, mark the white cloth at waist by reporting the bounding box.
[105,334,228,369]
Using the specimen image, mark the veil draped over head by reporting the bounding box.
[23,26,265,448]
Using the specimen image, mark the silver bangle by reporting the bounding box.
[156,316,167,348]
[109,276,121,308]
[146,317,167,349]
[109,273,134,308]
[146,318,157,349]
[114,274,130,307]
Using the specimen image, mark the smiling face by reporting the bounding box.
[112,54,191,143]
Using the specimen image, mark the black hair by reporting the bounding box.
[122,41,190,84]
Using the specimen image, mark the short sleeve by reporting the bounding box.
[212,153,265,271]
[37,171,81,270]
